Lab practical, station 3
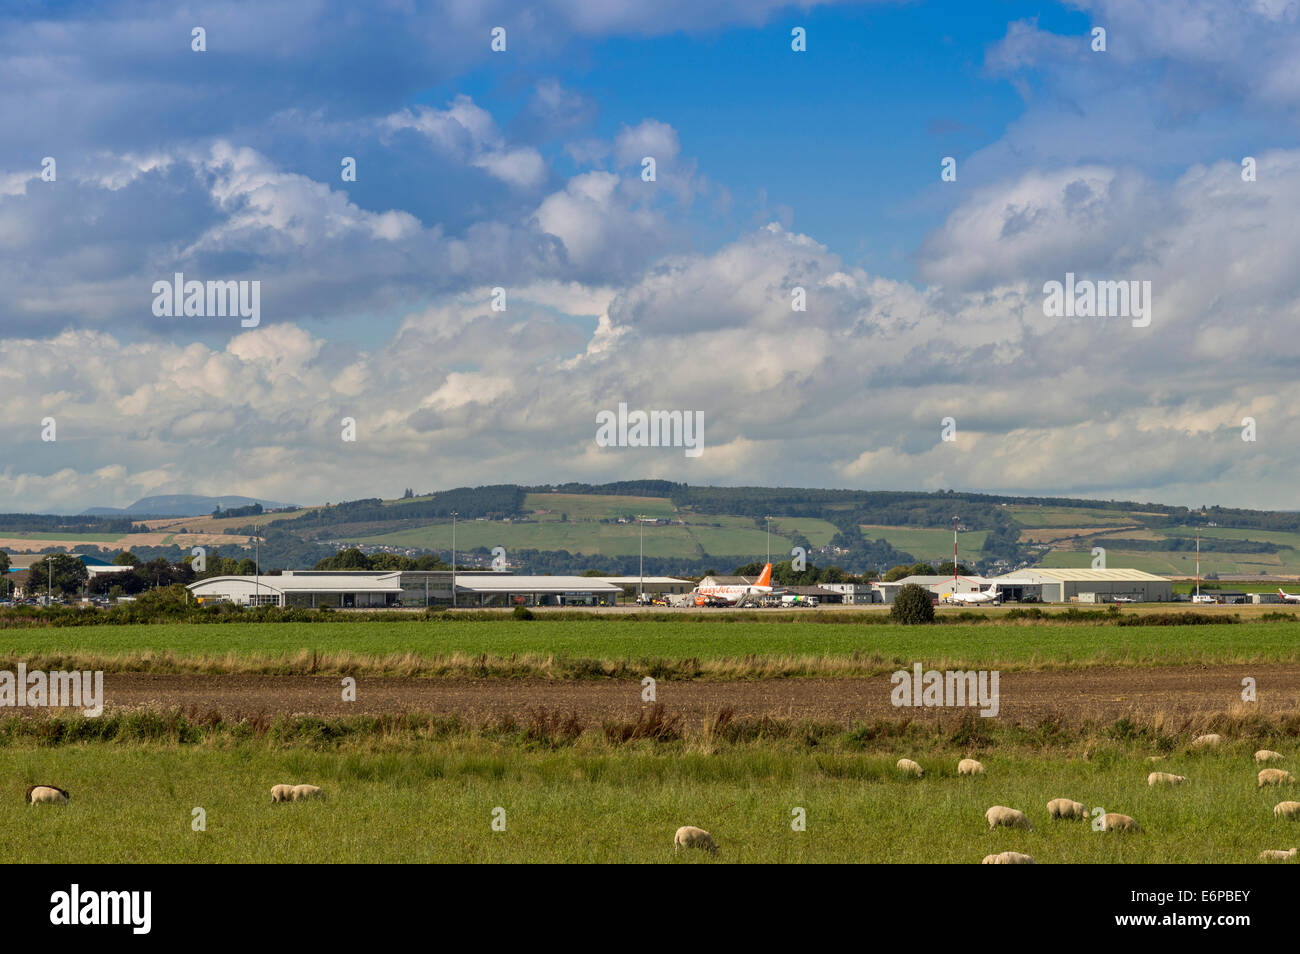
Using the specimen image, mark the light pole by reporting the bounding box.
[451,511,457,608]
[765,515,771,565]
[638,514,645,604]
[254,522,263,607]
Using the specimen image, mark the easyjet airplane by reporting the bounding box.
[692,563,773,606]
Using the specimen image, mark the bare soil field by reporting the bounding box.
[65,664,1300,723]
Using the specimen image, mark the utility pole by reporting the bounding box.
[765,515,771,565]
[451,511,457,608]
[639,515,645,604]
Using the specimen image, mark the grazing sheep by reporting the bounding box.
[1274,801,1300,820]
[958,758,986,776]
[1191,733,1222,749]
[896,758,924,778]
[674,826,718,855]
[1103,813,1142,833]
[985,806,1033,831]
[25,785,69,805]
[981,851,1035,864]
[271,784,295,803]
[1258,769,1295,788]
[1148,772,1187,786]
[1047,798,1086,820]
[1258,848,1297,862]
[291,784,325,801]
[1255,750,1285,764]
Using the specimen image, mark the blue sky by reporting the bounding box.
[3,0,1300,512]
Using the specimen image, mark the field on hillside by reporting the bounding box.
[3,720,1298,863]
[860,525,988,560]
[1039,549,1297,575]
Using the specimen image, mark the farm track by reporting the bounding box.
[55,663,1300,723]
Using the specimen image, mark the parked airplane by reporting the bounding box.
[1277,588,1300,604]
[941,584,1001,605]
[1191,593,1219,604]
[693,564,773,606]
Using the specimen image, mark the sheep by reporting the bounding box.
[1147,772,1187,786]
[1047,798,1086,820]
[1258,769,1295,788]
[1102,813,1142,833]
[958,758,986,776]
[270,784,295,803]
[674,826,718,855]
[1274,801,1300,820]
[1258,848,1297,862]
[1190,733,1222,749]
[25,785,69,805]
[896,758,924,778]
[1255,750,1285,764]
[985,806,1033,831]
[291,784,325,801]
[981,851,1036,864]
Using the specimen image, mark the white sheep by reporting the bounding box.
[1047,798,1086,820]
[981,851,1035,864]
[985,806,1032,830]
[1258,769,1295,788]
[958,758,986,776]
[1258,848,1297,862]
[896,758,924,778]
[270,784,295,803]
[674,826,718,855]
[1274,801,1300,820]
[1102,812,1142,833]
[1147,772,1187,786]
[1190,733,1222,749]
[1255,750,1285,763]
[291,784,325,801]
[26,785,69,805]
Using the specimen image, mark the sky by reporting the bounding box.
[4,0,1300,513]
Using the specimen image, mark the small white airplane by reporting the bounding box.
[1191,593,1219,604]
[692,563,773,607]
[1277,588,1300,604]
[1112,596,1138,604]
[942,584,1001,605]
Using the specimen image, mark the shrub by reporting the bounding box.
[512,604,535,620]
[890,584,935,625]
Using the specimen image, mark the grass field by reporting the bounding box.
[860,525,988,559]
[1039,549,1297,575]
[3,719,1297,863]
[6,617,1300,676]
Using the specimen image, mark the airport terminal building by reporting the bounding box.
[188,570,623,608]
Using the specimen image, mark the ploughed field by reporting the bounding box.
[17,665,1300,722]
